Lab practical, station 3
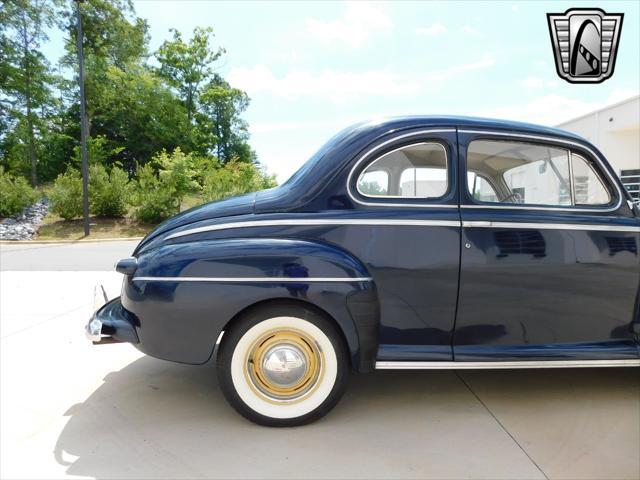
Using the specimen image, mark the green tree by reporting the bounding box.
[57,0,187,172]
[0,0,58,185]
[198,75,255,164]
[86,66,189,171]
[60,0,149,70]
[156,27,225,128]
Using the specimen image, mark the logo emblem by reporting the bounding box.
[547,8,623,83]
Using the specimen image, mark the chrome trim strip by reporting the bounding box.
[166,218,461,240]
[462,220,640,233]
[375,359,640,369]
[458,129,625,213]
[132,276,374,283]
[346,128,457,208]
[567,149,576,205]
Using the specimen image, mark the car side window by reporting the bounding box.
[468,172,499,202]
[357,143,448,199]
[467,139,614,208]
[571,154,611,205]
[358,170,389,195]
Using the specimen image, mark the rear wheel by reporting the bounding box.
[217,303,349,427]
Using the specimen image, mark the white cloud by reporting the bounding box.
[511,4,519,12]
[478,89,640,126]
[415,23,446,37]
[229,65,419,103]
[229,55,496,103]
[305,2,392,48]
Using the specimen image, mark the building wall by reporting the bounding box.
[556,95,640,174]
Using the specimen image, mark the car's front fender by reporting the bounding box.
[121,238,380,371]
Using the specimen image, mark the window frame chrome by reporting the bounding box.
[459,129,623,213]
[346,128,458,209]
[355,141,449,200]
[571,152,613,206]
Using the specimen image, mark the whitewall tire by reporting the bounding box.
[217,302,349,427]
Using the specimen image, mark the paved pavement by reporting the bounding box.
[1,241,639,479]
[0,240,138,271]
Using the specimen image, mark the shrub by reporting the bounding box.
[49,168,83,220]
[0,167,38,217]
[130,164,178,223]
[153,148,199,208]
[202,160,277,202]
[89,164,130,217]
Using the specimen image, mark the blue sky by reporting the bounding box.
[44,1,640,181]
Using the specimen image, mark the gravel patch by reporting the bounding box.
[0,200,49,240]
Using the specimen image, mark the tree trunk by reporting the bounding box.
[216,107,222,162]
[186,89,193,129]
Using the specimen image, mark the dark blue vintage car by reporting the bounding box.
[87,116,640,426]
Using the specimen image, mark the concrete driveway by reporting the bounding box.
[1,241,639,479]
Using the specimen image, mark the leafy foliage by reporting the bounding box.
[156,27,224,126]
[153,147,199,208]
[0,167,38,217]
[2,0,276,227]
[359,180,386,195]
[60,0,149,69]
[130,164,178,223]
[202,160,276,202]
[198,76,254,163]
[84,66,190,172]
[49,168,83,220]
[89,163,129,217]
[1,0,58,186]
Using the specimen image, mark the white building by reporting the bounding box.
[556,95,640,202]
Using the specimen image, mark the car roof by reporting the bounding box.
[347,115,587,143]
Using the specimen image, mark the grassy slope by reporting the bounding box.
[36,194,205,240]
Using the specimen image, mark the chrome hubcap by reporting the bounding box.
[245,329,323,402]
[262,345,307,387]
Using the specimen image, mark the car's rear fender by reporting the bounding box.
[122,238,380,371]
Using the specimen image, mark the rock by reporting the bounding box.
[0,199,50,241]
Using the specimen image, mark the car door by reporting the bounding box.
[339,129,461,361]
[455,129,640,361]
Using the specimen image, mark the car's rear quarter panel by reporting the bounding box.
[122,237,379,368]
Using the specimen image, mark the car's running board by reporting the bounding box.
[375,359,640,369]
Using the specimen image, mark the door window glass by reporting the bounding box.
[572,154,611,205]
[467,172,499,202]
[357,143,447,198]
[467,140,571,206]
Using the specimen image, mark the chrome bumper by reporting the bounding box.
[85,284,139,345]
[85,285,109,343]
